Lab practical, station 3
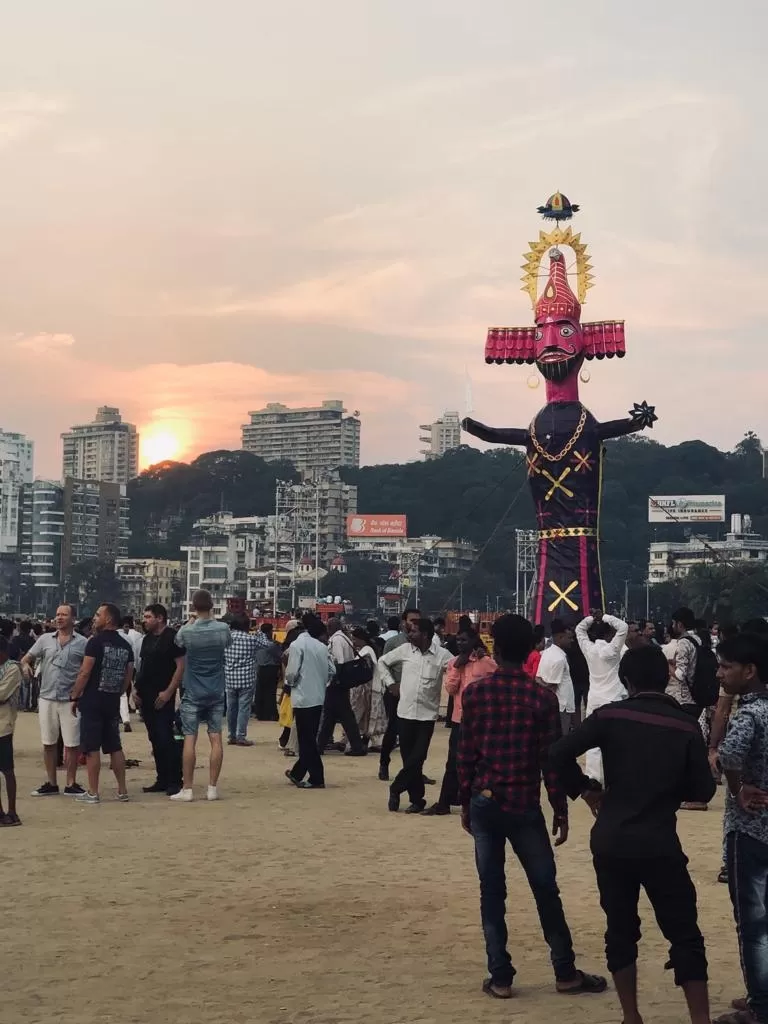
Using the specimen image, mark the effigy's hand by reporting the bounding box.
[628,401,658,430]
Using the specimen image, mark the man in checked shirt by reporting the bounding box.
[457,613,607,1000]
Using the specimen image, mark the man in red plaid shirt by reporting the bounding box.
[457,613,606,1000]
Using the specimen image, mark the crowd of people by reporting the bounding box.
[1,594,768,1024]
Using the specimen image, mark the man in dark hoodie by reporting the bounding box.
[550,643,715,1024]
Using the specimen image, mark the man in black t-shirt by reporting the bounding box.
[135,603,185,795]
[70,603,134,804]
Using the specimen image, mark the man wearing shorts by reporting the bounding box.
[69,603,134,804]
[171,590,231,802]
[22,604,88,797]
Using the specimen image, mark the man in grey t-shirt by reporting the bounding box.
[21,604,88,797]
[170,590,231,803]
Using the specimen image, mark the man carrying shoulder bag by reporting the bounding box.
[316,618,368,757]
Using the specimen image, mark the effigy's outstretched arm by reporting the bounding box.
[599,401,658,441]
[462,417,529,447]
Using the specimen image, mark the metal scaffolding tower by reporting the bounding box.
[515,529,537,619]
[272,480,320,615]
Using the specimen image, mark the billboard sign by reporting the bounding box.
[346,514,407,538]
[648,495,725,524]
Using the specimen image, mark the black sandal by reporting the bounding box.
[556,971,607,994]
[482,978,513,999]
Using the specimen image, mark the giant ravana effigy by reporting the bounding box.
[463,193,657,627]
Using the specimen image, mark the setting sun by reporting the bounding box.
[141,429,183,468]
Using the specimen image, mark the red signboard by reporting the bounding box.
[346,514,407,538]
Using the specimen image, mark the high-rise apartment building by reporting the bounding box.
[315,473,357,561]
[419,410,461,460]
[61,406,139,484]
[20,479,65,614]
[0,429,34,554]
[241,400,360,474]
[61,479,131,571]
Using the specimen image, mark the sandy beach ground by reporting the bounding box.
[3,711,741,1024]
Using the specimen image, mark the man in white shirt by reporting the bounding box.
[316,618,367,756]
[575,610,629,781]
[379,616,401,644]
[120,616,144,733]
[537,619,575,737]
[379,617,452,814]
[284,615,335,789]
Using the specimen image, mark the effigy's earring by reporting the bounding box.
[527,374,540,389]
[579,368,591,383]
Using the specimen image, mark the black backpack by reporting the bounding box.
[687,639,719,709]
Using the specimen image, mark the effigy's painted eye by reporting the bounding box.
[534,329,543,341]
[560,325,575,338]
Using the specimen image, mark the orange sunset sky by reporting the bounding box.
[2,1,767,476]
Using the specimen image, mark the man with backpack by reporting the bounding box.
[668,607,719,810]
[316,618,367,757]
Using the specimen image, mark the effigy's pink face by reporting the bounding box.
[534,318,585,382]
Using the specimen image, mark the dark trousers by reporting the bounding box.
[391,718,434,806]
[317,684,364,753]
[727,830,768,1022]
[142,700,182,790]
[290,705,324,786]
[380,691,399,768]
[436,722,460,809]
[471,796,576,987]
[254,665,280,720]
[572,679,589,723]
[594,852,707,985]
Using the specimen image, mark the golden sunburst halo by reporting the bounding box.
[520,226,594,309]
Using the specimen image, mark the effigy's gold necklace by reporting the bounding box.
[529,407,587,463]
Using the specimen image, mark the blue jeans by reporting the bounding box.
[470,795,576,986]
[226,686,254,741]
[727,830,768,1023]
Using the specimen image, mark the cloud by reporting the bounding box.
[0,92,67,147]
[11,331,76,355]
[350,59,578,116]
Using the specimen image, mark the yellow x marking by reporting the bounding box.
[542,467,574,501]
[572,450,592,473]
[526,452,540,477]
[547,580,579,613]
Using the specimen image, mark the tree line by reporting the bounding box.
[114,432,768,622]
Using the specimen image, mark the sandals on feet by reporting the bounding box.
[556,970,608,994]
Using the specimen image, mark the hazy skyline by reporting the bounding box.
[3,1,767,477]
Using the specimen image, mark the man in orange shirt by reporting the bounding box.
[424,627,496,816]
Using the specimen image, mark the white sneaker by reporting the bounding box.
[207,785,219,801]
[170,788,193,802]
